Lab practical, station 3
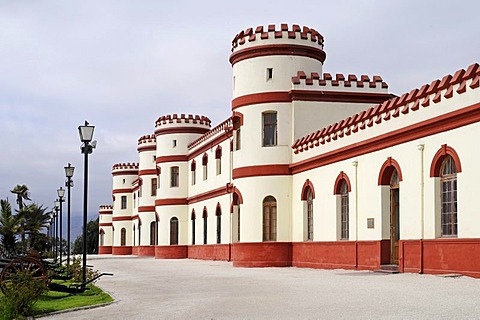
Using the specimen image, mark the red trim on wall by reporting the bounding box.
[291,102,480,174]
[138,206,155,213]
[135,246,155,257]
[112,188,132,194]
[188,134,230,159]
[112,246,132,255]
[333,171,352,194]
[229,44,326,65]
[429,144,463,177]
[139,169,157,176]
[232,164,291,179]
[290,90,393,104]
[155,198,188,206]
[400,238,480,278]
[137,145,156,152]
[99,211,112,215]
[155,126,210,136]
[233,111,244,126]
[155,155,188,164]
[232,92,291,110]
[300,179,315,200]
[233,188,243,204]
[378,157,404,185]
[99,246,112,254]
[232,242,292,267]
[112,170,138,176]
[188,244,231,261]
[112,216,133,221]
[187,185,229,204]
[155,245,188,259]
[99,222,113,227]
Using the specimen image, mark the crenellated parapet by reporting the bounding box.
[292,71,388,92]
[112,162,139,176]
[137,134,156,152]
[232,24,324,51]
[292,63,480,153]
[230,24,326,66]
[188,117,233,150]
[99,205,113,212]
[155,114,211,136]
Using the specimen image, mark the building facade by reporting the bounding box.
[99,23,480,277]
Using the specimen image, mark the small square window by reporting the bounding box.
[266,68,273,80]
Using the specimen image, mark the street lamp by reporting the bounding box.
[54,200,60,262]
[78,121,96,288]
[57,187,65,263]
[64,163,75,266]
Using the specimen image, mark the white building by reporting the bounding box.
[99,23,480,277]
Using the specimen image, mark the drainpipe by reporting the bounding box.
[417,144,425,274]
[352,160,359,269]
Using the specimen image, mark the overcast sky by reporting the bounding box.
[1,1,478,238]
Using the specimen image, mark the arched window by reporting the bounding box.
[306,188,314,241]
[202,153,208,180]
[216,205,222,244]
[133,225,136,246]
[440,155,457,237]
[138,223,141,246]
[170,217,179,245]
[191,160,196,185]
[263,196,277,241]
[203,208,208,244]
[191,210,196,245]
[233,191,242,242]
[150,219,158,246]
[120,228,126,246]
[99,229,105,246]
[339,181,349,240]
[262,111,277,147]
[215,146,222,175]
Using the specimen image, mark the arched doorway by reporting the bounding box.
[390,169,400,264]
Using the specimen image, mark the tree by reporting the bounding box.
[10,184,31,211]
[72,218,99,255]
[19,203,51,250]
[0,199,21,257]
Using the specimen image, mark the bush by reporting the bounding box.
[68,256,100,284]
[1,269,48,318]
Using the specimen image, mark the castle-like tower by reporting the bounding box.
[99,23,480,278]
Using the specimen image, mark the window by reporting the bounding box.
[234,117,241,151]
[216,206,222,244]
[99,230,105,246]
[203,208,208,244]
[133,193,136,208]
[120,228,126,246]
[121,196,127,209]
[305,188,314,241]
[151,178,157,196]
[170,217,179,245]
[262,112,277,147]
[133,225,135,246]
[233,192,241,242]
[215,147,222,175]
[340,181,349,240]
[202,154,208,180]
[263,196,277,241]
[170,166,179,187]
[172,139,177,147]
[138,224,141,246]
[440,155,457,237]
[150,221,158,245]
[139,182,142,197]
[191,161,196,185]
[153,155,156,162]
[266,67,273,80]
[191,210,196,245]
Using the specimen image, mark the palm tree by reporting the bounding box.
[20,204,51,251]
[11,184,31,252]
[0,199,21,257]
[10,184,31,210]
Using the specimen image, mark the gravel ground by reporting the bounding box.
[42,255,480,320]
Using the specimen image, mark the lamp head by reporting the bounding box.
[65,163,75,178]
[57,187,65,199]
[78,120,95,143]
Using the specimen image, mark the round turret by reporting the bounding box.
[230,24,326,100]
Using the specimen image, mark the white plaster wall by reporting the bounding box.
[113,221,132,246]
[156,133,202,158]
[156,205,188,245]
[138,211,156,246]
[156,161,188,199]
[233,176,292,242]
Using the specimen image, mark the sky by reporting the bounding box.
[1,0,478,239]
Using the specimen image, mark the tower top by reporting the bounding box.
[230,23,326,65]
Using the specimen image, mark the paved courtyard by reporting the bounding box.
[44,255,480,319]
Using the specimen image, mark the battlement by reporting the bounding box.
[112,162,139,172]
[155,114,211,127]
[232,24,324,52]
[138,134,156,145]
[292,71,388,91]
[188,117,233,150]
[99,205,113,211]
[292,63,480,154]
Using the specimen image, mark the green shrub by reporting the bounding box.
[68,256,99,284]
[1,269,48,318]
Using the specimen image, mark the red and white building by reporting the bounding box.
[98,23,480,277]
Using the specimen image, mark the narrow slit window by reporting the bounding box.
[267,68,273,81]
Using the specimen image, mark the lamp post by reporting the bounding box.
[49,212,54,256]
[54,200,60,262]
[57,187,65,263]
[78,121,96,288]
[64,163,75,266]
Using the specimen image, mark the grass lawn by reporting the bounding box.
[30,284,113,316]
